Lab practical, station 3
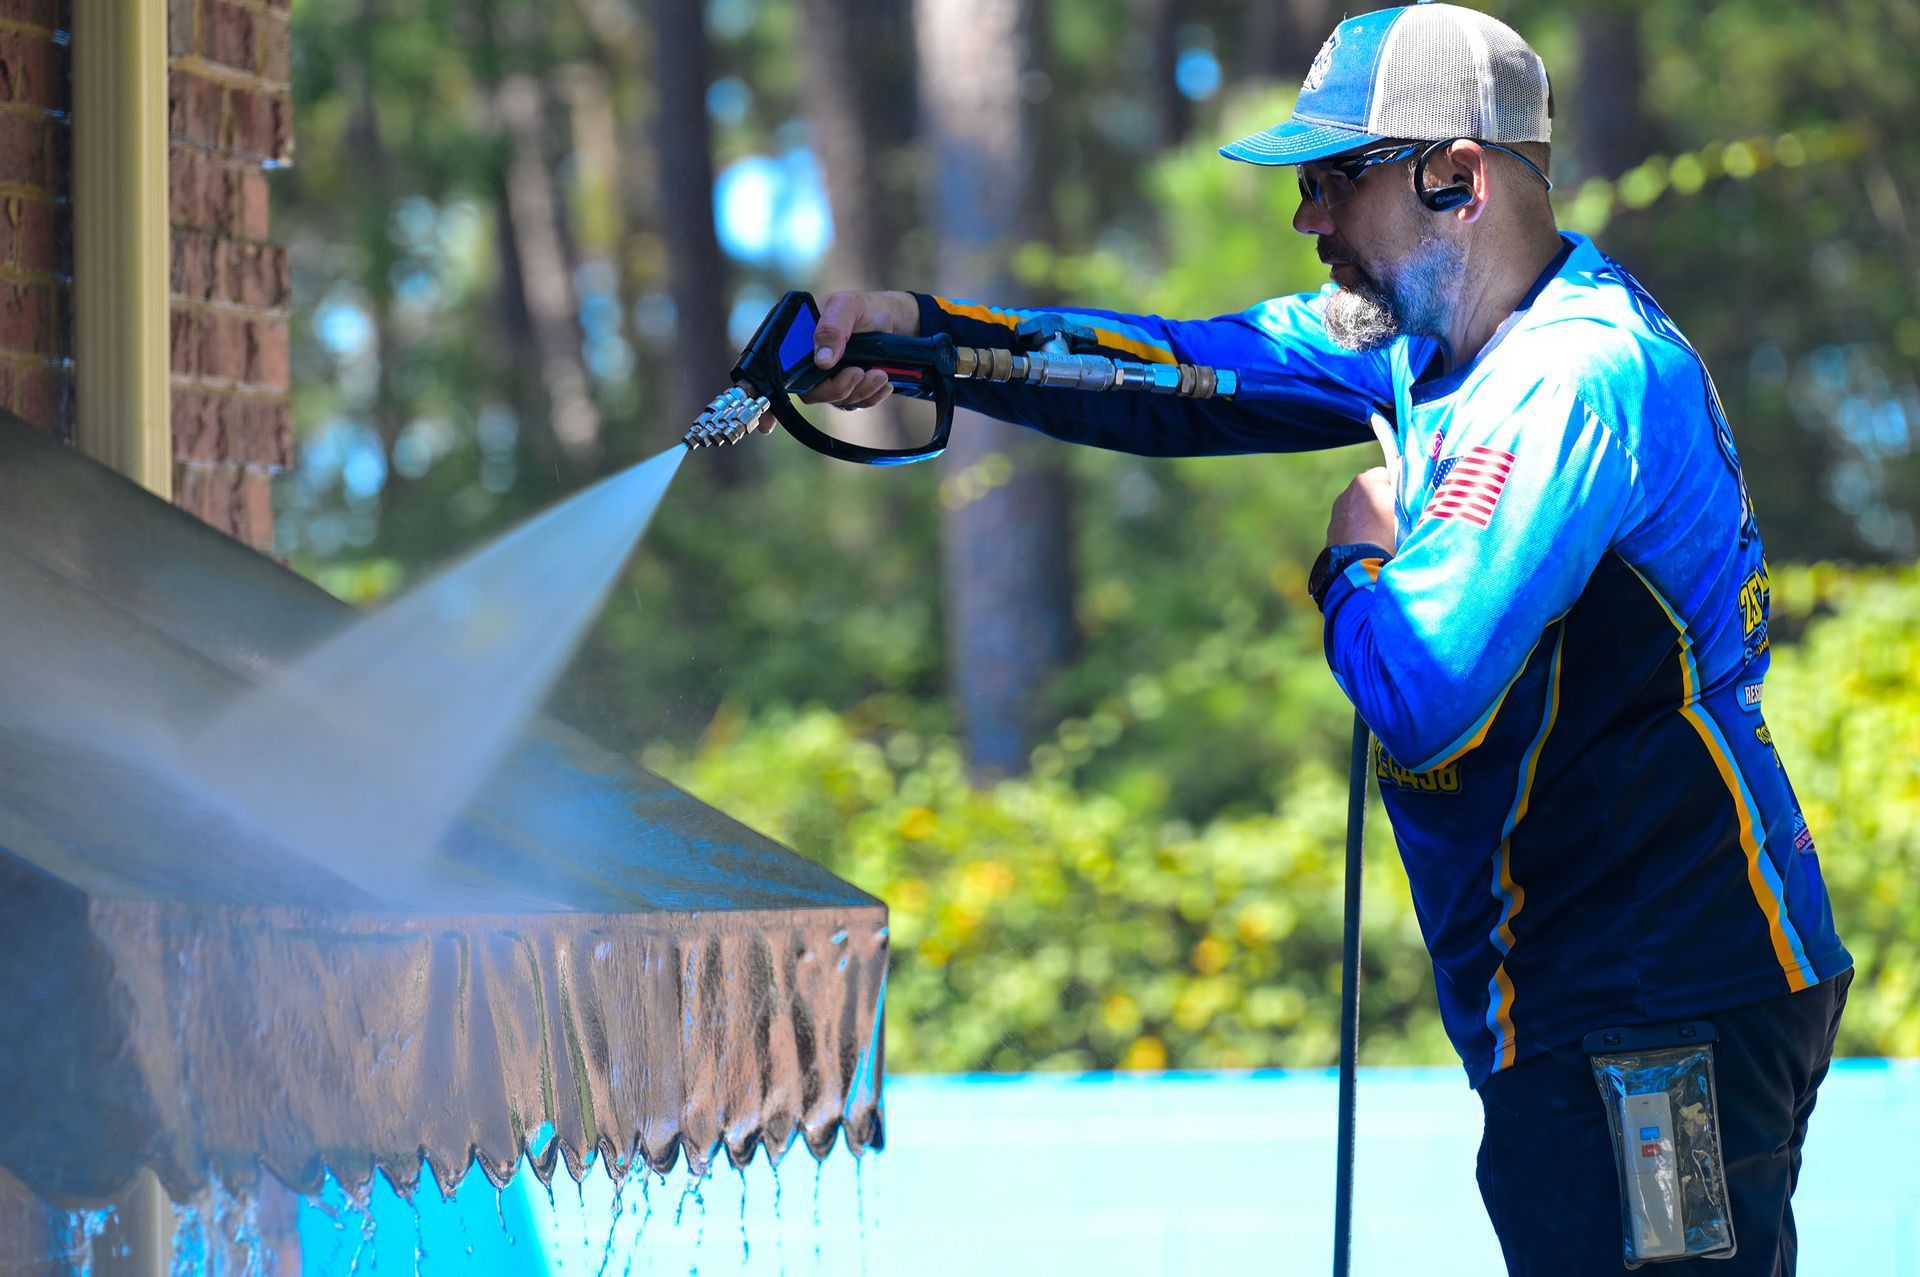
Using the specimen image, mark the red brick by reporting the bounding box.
[238,464,273,546]
[240,398,290,467]
[267,92,291,163]
[0,281,44,351]
[233,241,286,308]
[0,360,13,416]
[229,239,258,306]
[171,229,210,299]
[13,196,62,275]
[209,234,234,299]
[169,149,200,225]
[0,31,61,110]
[167,0,195,58]
[194,159,237,232]
[168,69,222,149]
[244,316,286,388]
[239,165,269,239]
[170,386,220,460]
[172,461,236,536]
[0,113,45,190]
[201,0,251,73]
[169,306,196,374]
[173,460,275,549]
[0,2,51,27]
[199,308,245,381]
[227,86,272,159]
[11,361,60,434]
[226,86,259,156]
[257,9,289,83]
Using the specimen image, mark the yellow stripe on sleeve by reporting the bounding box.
[932,297,1178,365]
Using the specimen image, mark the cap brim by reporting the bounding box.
[1217,118,1385,166]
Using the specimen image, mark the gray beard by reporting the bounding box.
[1323,283,1400,352]
[1322,234,1466,353]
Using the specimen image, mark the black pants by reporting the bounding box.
[1475,971,1850,1276]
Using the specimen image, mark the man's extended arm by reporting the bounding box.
[799,287,1399,458]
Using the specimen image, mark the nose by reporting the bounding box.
[1293,194,1335,237]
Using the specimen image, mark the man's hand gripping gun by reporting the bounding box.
[683,291,1240,465]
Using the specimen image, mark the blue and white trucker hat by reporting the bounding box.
[1220,3,1552,166]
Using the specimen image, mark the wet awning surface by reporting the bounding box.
[0,415,886,1205]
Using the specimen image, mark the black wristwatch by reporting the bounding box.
[1309,542,1392,610]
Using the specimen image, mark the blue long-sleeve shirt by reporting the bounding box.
[913,231,1850,1085]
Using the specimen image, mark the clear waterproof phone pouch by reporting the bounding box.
[1584,1021,1736,1267]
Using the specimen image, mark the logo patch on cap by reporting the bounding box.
[1304,31,1339,93]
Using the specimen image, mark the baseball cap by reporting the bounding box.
[1219,2,1552,167]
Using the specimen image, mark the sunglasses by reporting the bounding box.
[1297,139,1554,212]
[1296,143,1422,211]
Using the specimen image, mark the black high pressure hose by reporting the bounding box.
[1334,711,1368,1277]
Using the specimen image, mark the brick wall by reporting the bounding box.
[0,1,292,552]
[169,0,292,553]
[0,0,73,442]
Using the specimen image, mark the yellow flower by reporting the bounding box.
[1121,1036,1167,1071]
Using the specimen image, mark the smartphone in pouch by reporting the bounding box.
[1619,1091,1686,1258]
[1586,1021,1736,1267]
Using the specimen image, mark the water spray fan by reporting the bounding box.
[683,291,1242,464]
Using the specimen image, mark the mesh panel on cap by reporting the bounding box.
[1366,5,1550,143]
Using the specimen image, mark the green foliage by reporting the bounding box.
[1766,565,1920,1056]
[649,705,1447,1073]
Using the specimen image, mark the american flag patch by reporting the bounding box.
[1792,812,1816,853]
[1427,446,1516,528]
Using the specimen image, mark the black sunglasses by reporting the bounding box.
[1297,139,1553,212]
[1295,143,1423,211]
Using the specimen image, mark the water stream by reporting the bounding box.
[178,446,685,904]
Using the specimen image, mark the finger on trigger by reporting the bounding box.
[848,384,893,411]
[814,295,856,366]
[798,367,861,405]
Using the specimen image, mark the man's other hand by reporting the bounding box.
[1327,467,1397,550]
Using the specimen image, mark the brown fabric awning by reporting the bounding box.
[0,415,886,1205]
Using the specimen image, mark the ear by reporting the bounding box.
[1446,139,1491,224]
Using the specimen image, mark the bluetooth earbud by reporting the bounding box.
[1415,142,1474,212]
[1413,138,1554,212]
[1420,181,1475,212]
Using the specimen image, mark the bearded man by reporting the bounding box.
[797,5,1851,1272]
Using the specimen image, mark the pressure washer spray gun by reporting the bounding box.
[683,291,1241,465]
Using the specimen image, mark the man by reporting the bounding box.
[798,4,1851,1272]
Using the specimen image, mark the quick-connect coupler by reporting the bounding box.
[952,346,1237,398]
[684,383,771,449]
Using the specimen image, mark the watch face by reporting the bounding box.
[1309,545,1339,607]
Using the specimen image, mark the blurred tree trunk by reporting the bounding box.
[798,0,909,290]
[1245,0,1339,84]
[1571,5,1662,181]
[649,0,734,458]
[495,74,604,467]
[1135,0,1188,149]
[798,0,916,447]
[917,0,1077,782]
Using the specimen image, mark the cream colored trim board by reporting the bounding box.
[72,0,172,499]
